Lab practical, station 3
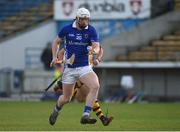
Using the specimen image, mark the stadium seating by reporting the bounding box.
[0,0,53,40]
[116,31,180,61]
[0,0,51,20]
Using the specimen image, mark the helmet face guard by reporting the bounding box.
[76,17,89,21]
[76,18,89,29]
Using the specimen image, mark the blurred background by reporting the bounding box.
[0,0,180,103]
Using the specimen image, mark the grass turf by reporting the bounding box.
[0,101,180,131]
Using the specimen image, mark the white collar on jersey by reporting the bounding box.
[72,21,88,29]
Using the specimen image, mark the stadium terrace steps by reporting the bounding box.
[163,35,180,41]
[115,55,128,61]
[175,0,180,10]
[0,0,53,41]
[116,31,180,62]
[140,47,157,51]
[174,31,180,35]
[153,40,180,46]
[128,51,157,61]
[155,46,180,51]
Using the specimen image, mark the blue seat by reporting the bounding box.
[0,0,52,21]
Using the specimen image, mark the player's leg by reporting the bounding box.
[71,87,78,101]
[74,82,89,102]
[79,66,99,124]
[71,81,83,101]
[49,68,76,125]
[53,80,87,102]
[49,83,75,125]
[76,83,113,126]
[92,100,114,126]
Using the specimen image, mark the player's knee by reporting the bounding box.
[95,83,100,90]
[90,83,100,92]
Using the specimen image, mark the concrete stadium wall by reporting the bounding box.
[96,68,180,101]
[0,20,56,69]
[102,11,180,61]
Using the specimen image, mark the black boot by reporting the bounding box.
[80,115,97,124]
[49,110,59,125]
[100,116,114,126]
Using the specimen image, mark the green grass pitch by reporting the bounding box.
[0,101,180,131]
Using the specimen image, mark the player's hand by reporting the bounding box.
[93,59,100,66]
[50,58,62,67]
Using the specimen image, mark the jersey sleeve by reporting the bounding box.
[58,26,67,39]
[90,27,99,43]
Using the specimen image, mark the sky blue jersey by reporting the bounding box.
[58,21,99,68]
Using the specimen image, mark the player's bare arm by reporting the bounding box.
[57,48,65,63]
[51,37,62,66]
[92,42,101,66]
[97,47,103,62]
